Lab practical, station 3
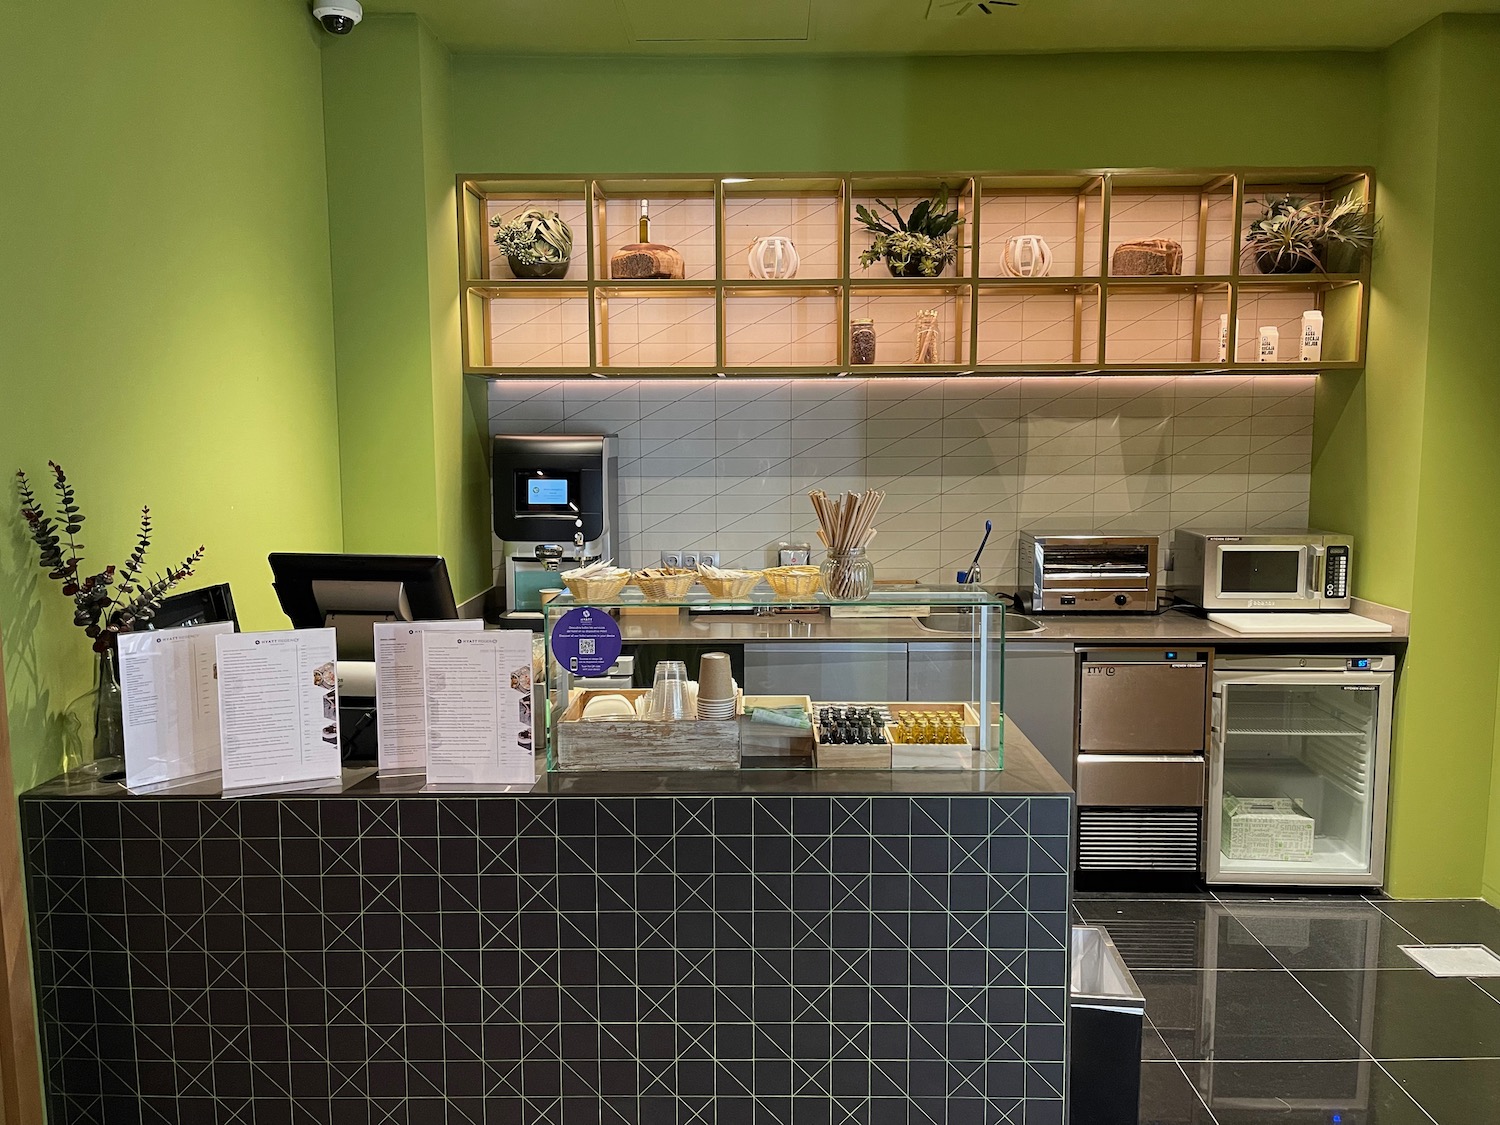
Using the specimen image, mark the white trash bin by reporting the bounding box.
[1070,924,1146,1125]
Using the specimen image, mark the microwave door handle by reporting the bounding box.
[1307,545,1324,600]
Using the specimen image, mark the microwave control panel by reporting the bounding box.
[1324,544,1350,599]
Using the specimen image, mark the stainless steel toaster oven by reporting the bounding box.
[1019,532,1161,613]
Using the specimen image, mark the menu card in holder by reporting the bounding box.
[118,622,234,790]
[423,630,536,788]
[373,618,483,775]
[216,628,342,795]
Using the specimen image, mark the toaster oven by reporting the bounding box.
[1020,532,1161,613]
[1168,529,1352,611]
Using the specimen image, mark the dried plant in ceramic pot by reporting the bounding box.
[490,207,575,279]
[1245,195,1377,274]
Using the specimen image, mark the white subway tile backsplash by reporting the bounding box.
[488,375,1318,584]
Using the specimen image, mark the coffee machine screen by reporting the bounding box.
[516,471,578,513]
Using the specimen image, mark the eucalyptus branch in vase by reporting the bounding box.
[16,462,206,653]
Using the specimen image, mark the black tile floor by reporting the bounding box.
[1074,890,1500,1124]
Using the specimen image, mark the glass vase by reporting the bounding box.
[88,647,126,776]
[820,548,875,601]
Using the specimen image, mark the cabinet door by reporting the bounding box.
[907,643,971,701]
[1002,642,1078,783]
[743,643,908,702]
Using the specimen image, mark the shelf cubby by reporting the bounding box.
[977,175,1105,279]
[976,283,1101,367]
[849,283,970,369]
[595,177,718,283]
[595,287,717,369]
[1104,282,1230,367]
[721,177,844,282]
[460,178,591,284]
[849,176,975,283]
[1106,172,1236,277]
[1231,279,1364,367]
[723,286,842,369]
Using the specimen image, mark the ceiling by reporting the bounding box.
[362,0,1500,54]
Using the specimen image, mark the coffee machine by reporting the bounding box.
[493,434,618,617]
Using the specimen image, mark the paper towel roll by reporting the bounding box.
[337,660,377,699]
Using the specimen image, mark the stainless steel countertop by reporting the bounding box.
[606,599,1408,646]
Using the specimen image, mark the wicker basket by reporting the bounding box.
[561,572,631,602]
[762,565,821,598]
[632,569,699,601]
[698,571,762,598]
[1111,238,1184,276]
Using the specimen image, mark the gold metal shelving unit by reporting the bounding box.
[458,168,1373,379]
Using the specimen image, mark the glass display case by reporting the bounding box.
[540,585,1004,772]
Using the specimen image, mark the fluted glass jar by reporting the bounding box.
[820,548,874,601]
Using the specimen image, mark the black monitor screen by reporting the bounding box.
[269,553,459,632]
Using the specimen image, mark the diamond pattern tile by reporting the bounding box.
[24,793,1071,1125]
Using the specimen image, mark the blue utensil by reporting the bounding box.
[957,519,993,584]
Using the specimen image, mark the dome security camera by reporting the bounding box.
[314,2,363,34]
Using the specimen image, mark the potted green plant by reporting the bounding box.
[856,186,962,278]
[490,207,574,279]
[1245,195,1376,275]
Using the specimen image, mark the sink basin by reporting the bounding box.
[692,619,818,639]
[919,612,1043,635]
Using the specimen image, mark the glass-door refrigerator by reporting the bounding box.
[1207,654,1395,886]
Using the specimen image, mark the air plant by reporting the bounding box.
[489,207,574,269]
[16,463,205,653]
[1245,195,1377,274]
[856,186,962,277]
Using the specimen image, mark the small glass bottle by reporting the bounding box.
[850,319,876,366]
[638,200,650,243]
[820,547,875,601]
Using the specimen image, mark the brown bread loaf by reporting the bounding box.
[1111,238,1184,276]
[609,242,685,280]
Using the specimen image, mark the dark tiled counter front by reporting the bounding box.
[23,735,1071,1125]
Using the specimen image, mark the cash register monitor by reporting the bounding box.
[269,553,459,663]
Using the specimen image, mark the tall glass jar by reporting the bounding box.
[850,319,876,366]
[820,548,874,601]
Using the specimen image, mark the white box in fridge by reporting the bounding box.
[1223,795,1315,862]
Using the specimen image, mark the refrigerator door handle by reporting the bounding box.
[1205,699,1229,883]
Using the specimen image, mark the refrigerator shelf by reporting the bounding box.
[1223,700,1372,739]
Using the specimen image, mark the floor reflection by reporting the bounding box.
[1077,894,1500,1123]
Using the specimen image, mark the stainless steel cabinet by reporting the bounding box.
[1001,642,1078,783]
[743,643,909,701]
[907,642,969,700]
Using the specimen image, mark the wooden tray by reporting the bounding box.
[555,688,740,771]
[887,702,989,769]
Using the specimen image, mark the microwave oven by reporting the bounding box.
[1168,529,1352,611]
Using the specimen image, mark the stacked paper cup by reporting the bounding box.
[697,652,737,720]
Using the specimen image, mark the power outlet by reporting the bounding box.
[699,550,720,568]
[681,550,700,569]
[660,550,683,568]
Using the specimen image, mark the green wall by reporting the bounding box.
[321,16,490,601]
[1311,15,1500,902]
[0,0,343,791]
[450,51,1383,172]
